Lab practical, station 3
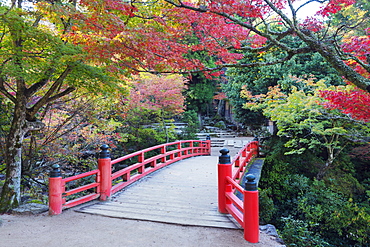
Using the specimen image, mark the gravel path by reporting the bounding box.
[0,209,283,247]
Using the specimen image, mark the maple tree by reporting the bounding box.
[165,0,369,122]
[320,86,370,122]
[34,0,370,119]
[242,78,370,179]
[48,0,370,120]
[223,36,345,131]
[123,73,186,116]
[120,73,187,145]
[0,2,119,212]
[18,92,123,203]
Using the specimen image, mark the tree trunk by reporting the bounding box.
[198,112,203,129]
[0,104,27,212]
[316,162,329,181]
[316,147,335,181]
[217,99,224,116]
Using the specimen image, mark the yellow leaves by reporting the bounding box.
[112,33,126,43]
[242,84,289,112]
[240,88,253,99]
[35,2,73,31]
[265,85,286,99]
[341,4,367,22]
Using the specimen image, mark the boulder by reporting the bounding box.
[11,203,48,215]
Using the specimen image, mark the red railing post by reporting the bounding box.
[252,137,259,156]
[206,135,211,155]
[243,174,259,243]
[218,148,232,214]
[98,144,112,201]
[189,141,193,154]
[49,164,63,215]
[161,145,166,163]
[177,141,182,158]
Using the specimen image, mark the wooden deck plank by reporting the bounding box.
[78,205,238,229]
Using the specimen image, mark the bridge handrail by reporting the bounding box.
[111,140,202,164]
[230,141,259,181]
[48,140,211,215]
[218,140,259,243]
[110,140,210,194]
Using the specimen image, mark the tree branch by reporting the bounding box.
[25,67,56,98]
[0,77,17,103]
[46,86,76,103]
[26,65,75,121]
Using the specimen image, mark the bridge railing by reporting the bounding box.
[49,140,211,215]
[218,140,259,243]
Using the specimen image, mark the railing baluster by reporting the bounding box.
[243,174,259,243]
[161,146,166,163]
[218,148,232,214]
[48,164,63,215]
[98,144,112,201]
[138,152,145,163]
[177,142,182,158]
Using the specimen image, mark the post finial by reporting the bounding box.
[245,174,257,191]
[219,148,230,164]
[50,164,61,178]
[99,144,110,159]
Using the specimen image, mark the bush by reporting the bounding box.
[259,137,370,246]
[259,188,276,224]
[214,120,226,129]
[178,110,200,139]
[279,216,332,247]
[297,180,370,246]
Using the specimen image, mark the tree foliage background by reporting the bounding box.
[0,0,369,245]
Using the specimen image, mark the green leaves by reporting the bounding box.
[243,78,370,179]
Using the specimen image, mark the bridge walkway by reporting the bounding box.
[77,155,239,228]
[76,137,255,229]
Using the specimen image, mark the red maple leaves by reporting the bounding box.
[341,29,370,77]
[317,0,356,16]
[122,74,187,115]
[320,87,370,122]
[38,0,369,123]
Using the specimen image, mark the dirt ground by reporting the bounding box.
[0,209,283,247]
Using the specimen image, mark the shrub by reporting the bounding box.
[259,188,276,224]
[279,216,332,247]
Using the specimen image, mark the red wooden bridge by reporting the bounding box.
[48,138,260,243]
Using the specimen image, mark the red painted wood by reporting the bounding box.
[217,140,260,243]
[98,158,112,201]
[226,204,243,226]
[63,169,99,183]
[48,176,63,215]
[63,193,100,209]
[244,190,259,243]
[48,140,211,215]
[218,161,232,214]
[64,182,100,196]
[225,191,243,212]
